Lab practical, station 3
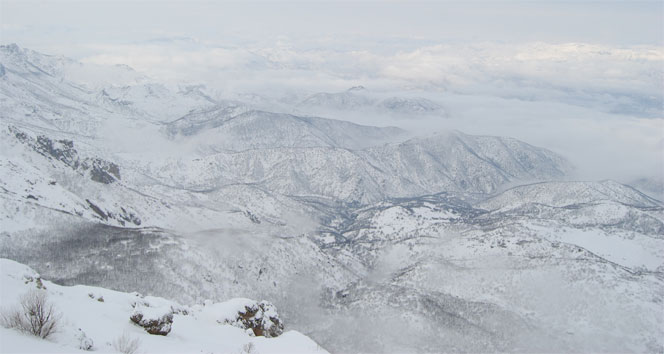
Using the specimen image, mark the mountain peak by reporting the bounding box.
[347,85,366,92]
[1,43,21,53]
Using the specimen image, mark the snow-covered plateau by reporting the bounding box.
[1,44,662,353]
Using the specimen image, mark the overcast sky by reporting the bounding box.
[1,0,663,184]
[2,1,662,53]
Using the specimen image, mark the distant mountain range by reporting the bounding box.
[296,86,448,118]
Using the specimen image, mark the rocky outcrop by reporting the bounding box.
[223,301,284,338]
[130,305,173,336]
[11,126,121,184]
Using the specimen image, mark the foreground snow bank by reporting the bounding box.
[0,258,328,353]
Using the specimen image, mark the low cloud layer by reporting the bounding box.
[2,0,662,187]
[78,41,663,111]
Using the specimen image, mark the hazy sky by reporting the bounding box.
[1,0,663,183]
[2,1,662,53]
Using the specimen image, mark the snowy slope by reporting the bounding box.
[0,125,266,233]
[479,180,662,211]
[0,43,213,140]
[312,182,664,352]
[0,259,328,354]
[133,131,571,205]
[167,108,409,151]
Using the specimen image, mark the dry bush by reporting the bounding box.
[1,290,60,339]
[112,332,141,354]
[242,342,257,354]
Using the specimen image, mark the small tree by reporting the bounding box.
[1,290,60,339]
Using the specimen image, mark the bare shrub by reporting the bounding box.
[112,332,141,354]
[77,328,94,351]
[242,342,258,354]
[1,290,60,339]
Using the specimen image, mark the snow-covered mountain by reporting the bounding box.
[1,44,662,353]
[0,43,215,138]
[629,176,664,202]
[312,180,663,352]
[296,87,447,118]
[166,106,409,150]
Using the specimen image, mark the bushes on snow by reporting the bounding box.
[77,328,94,350]
[0,290,60,339]
[112,332,141,354]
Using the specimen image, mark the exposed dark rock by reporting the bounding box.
[130,306,173,336]
[84,158,121,184]
[223,301,284,338]
[86,199,108,221]
[11,126,121,184]
[244,210,261,224]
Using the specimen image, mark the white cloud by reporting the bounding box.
[78,40,663,117]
